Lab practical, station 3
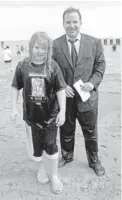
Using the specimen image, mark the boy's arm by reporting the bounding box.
[53,60,67,126]
[56,89,66,114]
[56,89,66,126]
[11,61,23,121]
[11,87,19,111]
[11,61,23,110]
[11,87,20,121]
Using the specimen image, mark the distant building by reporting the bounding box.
[101,37,121,47]
[100,37,121,53]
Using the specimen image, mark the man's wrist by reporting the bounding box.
[88,82,94,90]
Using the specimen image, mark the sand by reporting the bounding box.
[0,51,121,200]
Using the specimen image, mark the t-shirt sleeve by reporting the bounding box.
[53,61,67,92]
[11,62,23,90]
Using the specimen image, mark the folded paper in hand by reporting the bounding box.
[73,80,91,102]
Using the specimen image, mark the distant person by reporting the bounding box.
[24,46,28,52]
[16,45,21,57]
[3,46,13,71]
[11,31,66,194]
[20,45,24,56]
[112,44,116,52]
[20,45,24,52]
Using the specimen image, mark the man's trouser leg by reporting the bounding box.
[77,108,99,165]
[60,98,77,161]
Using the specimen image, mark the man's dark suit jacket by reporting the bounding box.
[53,33,106,112]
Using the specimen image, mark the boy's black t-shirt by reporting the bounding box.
[11,57,66,128]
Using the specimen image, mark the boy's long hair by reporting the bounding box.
[29,31,53,77]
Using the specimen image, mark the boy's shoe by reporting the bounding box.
[37,165,50,184]
[50,175,63,194]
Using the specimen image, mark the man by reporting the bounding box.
[53,7,106,176]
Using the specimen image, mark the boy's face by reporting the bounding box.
[31,41,48,64]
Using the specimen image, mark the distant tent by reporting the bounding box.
[116,39,120,45]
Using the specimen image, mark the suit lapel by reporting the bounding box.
[77,33,85,65]
[60,35,73,68]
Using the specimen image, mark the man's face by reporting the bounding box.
[32,41,48,64]
[63,12,82,39]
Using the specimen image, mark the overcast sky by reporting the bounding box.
[0,1,121,40]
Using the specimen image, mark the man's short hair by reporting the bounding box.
[63,7,82,22]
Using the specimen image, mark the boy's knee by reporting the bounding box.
[45,151,59,159]
[29,155,42,162]
[45,144,58,156]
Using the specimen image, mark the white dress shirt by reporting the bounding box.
[66,33,81,56]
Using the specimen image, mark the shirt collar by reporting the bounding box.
[66,33,81,42]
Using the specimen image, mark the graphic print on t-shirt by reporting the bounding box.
[25,72,50,127]
[29,73,47,105]
[31,78,45,97]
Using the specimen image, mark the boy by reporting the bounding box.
[11,32,66,194]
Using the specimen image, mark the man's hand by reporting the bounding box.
[65,85,75,98]
[56,111,65,127]
[11,108,19,122]
[81,82,94,92]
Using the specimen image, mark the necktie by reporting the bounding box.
[69,39,78,69]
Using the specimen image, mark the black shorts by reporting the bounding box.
[31,125,58,157]
[17,51,21,55]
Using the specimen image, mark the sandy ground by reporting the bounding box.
[0,52,121,200]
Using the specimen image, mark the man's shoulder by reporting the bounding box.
[51,59,61,73]
[53,33,100,43]
[53,35,65,44]
[82,33,100,43]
